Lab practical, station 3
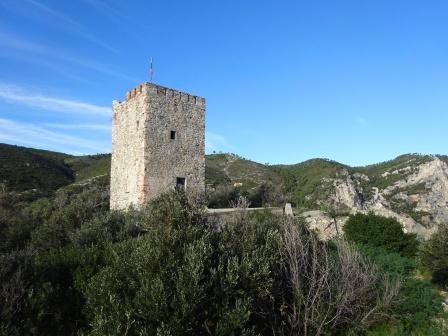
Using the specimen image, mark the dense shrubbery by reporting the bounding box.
[0,186,446,335]
[84,200,283,335]
[343,213,419,257]
[421,223,448,288]
[344,213,446,335]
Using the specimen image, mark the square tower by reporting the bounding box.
[110,82,205,210]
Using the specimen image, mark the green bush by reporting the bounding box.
[30,179,110,251]
[343,213,419,257]
[207,185,242,208]
[82,195,283,335]
[421,223,448,288]
[358,245,416,278]
[394,279,444,332]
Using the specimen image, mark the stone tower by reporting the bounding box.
[110,82,205,210]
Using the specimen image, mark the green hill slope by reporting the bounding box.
[65,154,111,182]
[0,144,112,193]
[206,153,282,190]
[272,159,348,208]
[2,143,445,217]
[0,143,73,192]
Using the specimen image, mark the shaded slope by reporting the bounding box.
[0,144,111,193]
[0,143,73,192]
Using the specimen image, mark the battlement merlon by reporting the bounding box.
[116,82,205,107]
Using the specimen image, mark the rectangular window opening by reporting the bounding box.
[176,177,186,191]
[170,130,176,140]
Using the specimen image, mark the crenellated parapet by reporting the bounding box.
[124,82,205,107]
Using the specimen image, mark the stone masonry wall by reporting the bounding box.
[110,82,205,210]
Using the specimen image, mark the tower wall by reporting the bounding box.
[110,83,205,210]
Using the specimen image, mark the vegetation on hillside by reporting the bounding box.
[0,143,73,193]
[64,154,110,182]
[357,154,433,199]
[0,144,110,194]
[272,158,347,209]
[2,143,443,214]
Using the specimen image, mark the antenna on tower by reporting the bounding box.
[149,57,154,82]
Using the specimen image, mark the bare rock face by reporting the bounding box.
[331,170,367,211]
[332,173,358,209]
[301,210,348,240]
[302,156,448,239]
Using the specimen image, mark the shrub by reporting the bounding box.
[358,245,416,279]
[30,180,109,251]
[207,185,242,208]
[0,248,36,336]
[282,220,399,335]
[343,213,419,257]
[393,279,443,332]
[248,182,285,207]
[421,223,448,287]
[83,195,283,335]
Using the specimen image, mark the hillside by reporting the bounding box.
[0,145,282,193]
[1,143,447,238]
[0,144,73,193]
[206,153,282,189]
[0,143,110,193]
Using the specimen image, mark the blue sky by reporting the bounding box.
[0,0,447,166]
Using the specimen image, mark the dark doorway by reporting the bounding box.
[170,130,176,140]
[176,177,186,191]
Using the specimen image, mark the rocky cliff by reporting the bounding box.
[302,156,448,239]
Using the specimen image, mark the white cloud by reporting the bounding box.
[0,118,110,154]
[206,131,231,152]
[0,84,111,117]
[42,122,111,131]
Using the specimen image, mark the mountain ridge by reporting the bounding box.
[1,143,447,238]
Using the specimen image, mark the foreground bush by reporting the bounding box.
[421,223,448,288]
[344,213,447,335]
[83,200,282,335]
[81,196,398,335]
[0,191,445,335]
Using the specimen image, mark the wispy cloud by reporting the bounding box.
[43,122,111,131]
[24,0,117,53]
[0,118,110,154]
[0,31,136,82]
[0,83,110,117]
[80,0,147,46]
[206,131,231,152]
